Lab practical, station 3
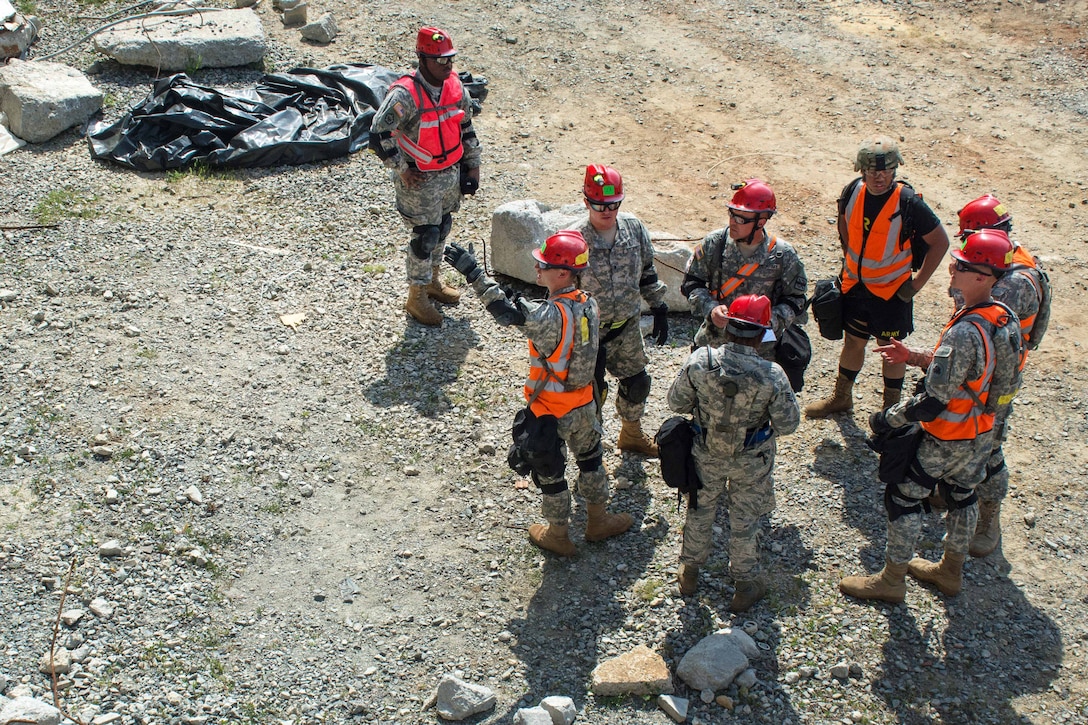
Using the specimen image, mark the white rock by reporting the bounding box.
[185,485,204,504]
[99,539,125,557]
[60,609,85,626]
[0,59,102,143]
[0,695,62,725]
[93,8,267,70]
[539,695,577,725]
[38,648,71,675]
[657,694,688,723]
[88,597,114,619]
[512,706,553,725]
[300,13,336,43]
[433,674,496,720]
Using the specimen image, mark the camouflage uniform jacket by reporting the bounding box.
[471,274,600,390]
[668,342,800,459]
[684,229,808,339]
[569,213,667,325]
[886,301,1022,483]
[370,72,482,174]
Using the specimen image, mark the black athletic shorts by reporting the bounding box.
[842,283,913,340]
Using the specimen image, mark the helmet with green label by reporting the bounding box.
[958,194,1012,236]
[416,26,456,57]
[952,229,1014,274]
[533,230,590,271]
[583,164,624,203]
[855,135,904,172]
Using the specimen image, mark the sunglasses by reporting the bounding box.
[728,209,758,225]
[425,55,456,66]
[587,199,621,212]
[952,260,992,276]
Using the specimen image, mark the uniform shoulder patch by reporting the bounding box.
[392,101,407,119]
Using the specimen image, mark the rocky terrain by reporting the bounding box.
[1,0,1087,723]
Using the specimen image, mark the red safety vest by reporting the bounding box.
[713,236,777,300]
[390,73,465,171]
[921,303,1011,441]
[524,291,594,419]
[841,183,913,300]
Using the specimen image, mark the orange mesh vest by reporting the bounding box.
[390,73,465,171]
[920,304,1011,441]
[524,291,594,418]
[713,236,777,300]
[841,183,913,300]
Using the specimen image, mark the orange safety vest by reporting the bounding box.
[390,73,465,171]
[713,236,777,301]
[841,183,913,300]
[524,291,594,419]
[920,304,1011,441]
[1009,245,1041,369]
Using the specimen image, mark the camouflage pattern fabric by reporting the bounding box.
[469,274,608,526]
[685,229,808,350]
[569,213,667,420]
[883,303,1021,562]
[370,75,482,285]
[667,342,800,577]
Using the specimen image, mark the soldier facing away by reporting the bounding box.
[667,294,800,612]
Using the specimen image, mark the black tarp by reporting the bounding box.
[87,63,486,172]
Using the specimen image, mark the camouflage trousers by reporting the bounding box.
[540,402,610,525]
[680,441,776,579]
[885,432,989,563]
[598,317,650,422]
[975,412,1011,504]
[393,165,462,285]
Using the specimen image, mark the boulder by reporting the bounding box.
[489,199,693,311]
[0,59,102,143]
[93,8,266,70]
[300,13,337,43]
[0,695,61,725]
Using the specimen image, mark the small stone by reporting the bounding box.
[88,597,114,619]
[699,688,715,703]
[185,485,203,504]
[99,539,124,557]
[657,694,688,723]
[0,289,17,302]
[735,668,757,688]
[404,466,421,476]
[830,661,850,679]
[784,671,800,684]
[123,325,141,337]
[91,445,115,458]
[299,483,314,498]
[715,694,735,710]
[39,647,72,674]
[60,609,85,626]
[1024,511,1036,527]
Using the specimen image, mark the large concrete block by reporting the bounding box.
[93,8,267,70]
[0,59,102,143]
[489,199,694,311]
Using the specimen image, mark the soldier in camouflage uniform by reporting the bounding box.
[952,195,1051,558]
[369,26,482,327]
[567,165,669,457]
[667,295,800,612]
[444,231,633,557]
[840,230,1021,604]
[681,179,808,361]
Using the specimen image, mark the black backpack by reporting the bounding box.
[655,416,702,511]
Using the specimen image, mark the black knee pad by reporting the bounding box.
[438,213,453,242]
[534,476,568,495]
[884,480,926,523]
[577,452,603,473]
[618,370,651,405]
[410,225,441,260]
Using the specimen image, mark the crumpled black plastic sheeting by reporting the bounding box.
[88,64,487,172]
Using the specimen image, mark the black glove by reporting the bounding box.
[869,410,894,438]
[459,166,479,195]
[443,243,482,283]
[650,304,669,345]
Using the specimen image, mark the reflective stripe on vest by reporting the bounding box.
[1009,246,1041,365]
[524,291,594,418]
[390,73,465,171]
[920,304,1010,441]
[713,236,777,300]
[841,183,912,300]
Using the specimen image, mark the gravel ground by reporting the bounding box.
[2,0,1088,724]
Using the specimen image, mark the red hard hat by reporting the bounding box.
[727,179,776,216]
[957,194,1012,235]
[952,229,1014,273]
[583,164,625,203]
[725,294,772,338]
[533,230,590,271]
[417,26,456,57]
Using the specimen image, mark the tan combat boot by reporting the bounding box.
[804,373,854,418]
[617,419,659,457]
[908,551,965,596]
[405,284,442,326]
[584,503,633,542]
[677,563,699,596]
[427,266,461,305]
[528,523,577,557]
[730,579,767,613]
[839,558,909,603]
[882,386,902,410]
[969,500,1002,558]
